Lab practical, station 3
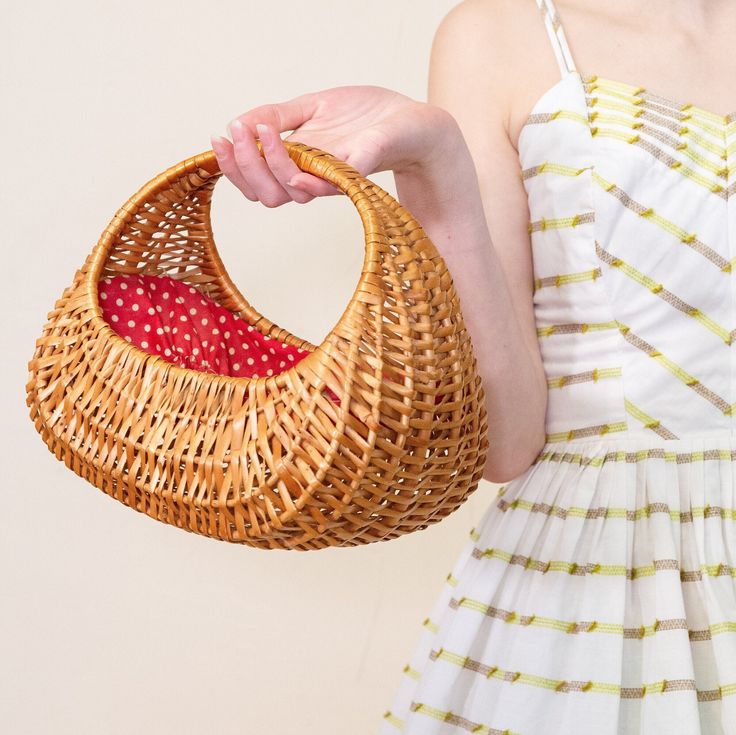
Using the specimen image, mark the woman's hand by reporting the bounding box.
[209,84,458,207]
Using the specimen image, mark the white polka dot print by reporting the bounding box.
[97,274,324,390]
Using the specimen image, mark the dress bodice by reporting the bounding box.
[521,2,736,444]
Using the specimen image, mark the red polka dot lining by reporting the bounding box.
[99,273,342,401]
[98,274,445,408]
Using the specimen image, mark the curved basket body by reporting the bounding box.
[25,143,489,550]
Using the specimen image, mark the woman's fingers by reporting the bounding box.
[252,123,315,205]
[211,92,357,204]
[210,135,257,201]
[211,124,353,203]
[257,125,345,199]
[225,119,306,207]
[285,172,343,197]
[228,119,285,206]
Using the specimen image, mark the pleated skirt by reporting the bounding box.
[377,431,736,735]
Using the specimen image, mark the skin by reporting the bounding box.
[210,0,736,483]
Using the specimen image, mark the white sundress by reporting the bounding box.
[378,0,736,732]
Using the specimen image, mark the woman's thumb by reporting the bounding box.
[344,149,374,177]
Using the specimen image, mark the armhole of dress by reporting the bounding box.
[534,0,578,79]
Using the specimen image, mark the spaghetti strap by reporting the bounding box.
[534,0,578,78]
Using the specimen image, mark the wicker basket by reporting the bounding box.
[25,142,489,550]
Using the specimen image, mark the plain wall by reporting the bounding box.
[1,1,503,732]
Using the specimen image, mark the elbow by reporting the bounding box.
[479,374,549,485]
[482,461,528,485]
[481,427,547,485]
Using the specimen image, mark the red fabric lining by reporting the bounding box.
[98,274,446,408]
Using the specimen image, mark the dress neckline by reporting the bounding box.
[518,70,736,151]
[585,72,736,125]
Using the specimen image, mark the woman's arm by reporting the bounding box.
[393,0,548,483]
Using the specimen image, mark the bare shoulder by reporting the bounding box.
[429,0,545,151]
[430,0,559,151]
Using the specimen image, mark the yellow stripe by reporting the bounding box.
[450,595,736,640]
[590,76,736,129]
[588,112,731,176]
[496,495,736,523]
[624,397,672,434]
[402,663,421,681]
[547,366,622,388]
[592,170,732,254]
[533,446,736,467]
[536,320,620,337]
[586,82,730,137]
[528,212,592,233]
[518,109,587,144]
[381,710,405,731]
[431,646,735,700]
[593,170,736,272]
[521,107,736,157]
[410,701,523,735]
[590,129,728,192]
[521,161,594,181]
[615,321,736,416]
[545,421,628,443]
[597,244,733,343]
[548,110,590,126]
[475,545,736,580]
[435,647,616,695]
[533,268,601,292]
[588,110,726,159]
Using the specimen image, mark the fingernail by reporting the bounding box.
[255,123,269,144]
[210,134,225,150]
[287,176,301,187]
[229,119,243,137]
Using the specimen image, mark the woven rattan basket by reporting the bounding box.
[25,142,489,550]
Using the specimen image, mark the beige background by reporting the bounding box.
[1,1,503,732]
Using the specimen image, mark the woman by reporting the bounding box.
[211,1,736,732]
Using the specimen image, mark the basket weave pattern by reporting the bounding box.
[26,142,489,550]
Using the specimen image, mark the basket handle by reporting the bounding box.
[195,138,385,204]
[91,141,447,432]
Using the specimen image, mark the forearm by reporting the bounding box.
[393,119,547,483]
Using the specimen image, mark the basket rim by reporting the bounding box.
[82,145,389,415]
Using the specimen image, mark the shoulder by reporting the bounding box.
[430,0,539,66]
[429,0,542,140]
[433,0,533,33]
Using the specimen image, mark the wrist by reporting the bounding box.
[391,110,490,257]
[392,111,484,228]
